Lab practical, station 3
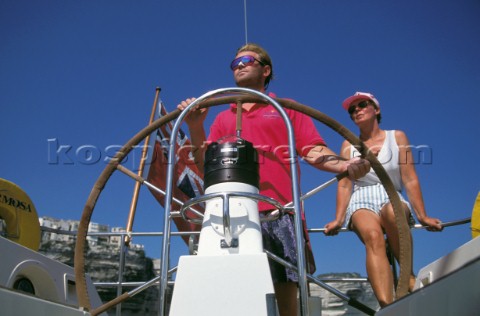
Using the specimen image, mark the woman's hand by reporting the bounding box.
[324,219,344,236]
[418,216,443,232]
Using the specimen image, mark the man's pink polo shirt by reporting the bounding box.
[207,92,326,211]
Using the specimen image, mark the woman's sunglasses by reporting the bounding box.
[230,55,265,70]
[348,100,371,115]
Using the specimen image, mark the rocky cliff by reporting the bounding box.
[310,273,379,315]
[39,240,160,315]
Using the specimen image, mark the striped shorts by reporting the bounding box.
[346,183,412,229]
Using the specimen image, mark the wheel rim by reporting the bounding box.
[74,91,412,314]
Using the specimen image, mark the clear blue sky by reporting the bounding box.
[1,0,479,277]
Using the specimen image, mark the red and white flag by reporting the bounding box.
[146,100,204,243]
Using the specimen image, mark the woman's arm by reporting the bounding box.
[324,140,353,235]
[396,130,442,231]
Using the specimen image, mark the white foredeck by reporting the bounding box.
[0,286,91,316]
[377,237,480,316]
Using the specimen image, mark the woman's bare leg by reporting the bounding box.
[351,209,394,307]
[380,202,415,292]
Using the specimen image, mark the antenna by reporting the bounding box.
[244,0,248,44]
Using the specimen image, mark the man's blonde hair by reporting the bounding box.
[236,43,274,88]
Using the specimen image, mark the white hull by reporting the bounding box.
[0,237,103,316]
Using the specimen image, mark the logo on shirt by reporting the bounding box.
[263,109,281,119]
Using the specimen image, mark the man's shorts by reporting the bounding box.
[260,213,299,283]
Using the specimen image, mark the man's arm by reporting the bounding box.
[177,98,209,172]
[303,144,370,180]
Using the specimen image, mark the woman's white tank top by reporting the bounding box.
[350,130,403,191]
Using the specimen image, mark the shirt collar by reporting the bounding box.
[230,91,277,111]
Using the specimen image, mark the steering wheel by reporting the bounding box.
[74,88,411,315]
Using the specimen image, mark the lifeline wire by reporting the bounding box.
[244,0,248,44]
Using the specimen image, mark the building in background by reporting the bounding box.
[39,216,143,250]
